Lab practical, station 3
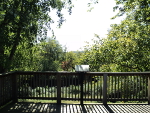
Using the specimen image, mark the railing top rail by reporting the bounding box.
[1,71,150,76]
[0,71,15,76]
[86,72,150,74]
[15,71,77,74]
[15,71,150,73]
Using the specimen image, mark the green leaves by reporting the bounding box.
[0,0,73,72]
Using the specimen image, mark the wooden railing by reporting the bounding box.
[0,72,16,107]
[0,71,150,107]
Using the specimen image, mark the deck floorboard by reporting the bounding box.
[0,102,150,113]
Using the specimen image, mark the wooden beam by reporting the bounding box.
[12,73,18,103]
[57,73,61,104]
[103,74,107,105]
[148,76,150,105]
[80,72,85,105]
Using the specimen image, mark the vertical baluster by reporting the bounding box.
[41,73,43,98]
[44,73,45,98]
[120,75,123,100]
[100,75,102,100]
[66,74,67,100]
[50,74,52,98]
[111,75,113,99]
[78,74,80,101]
[4,76,6,102]
[21,74,23,98]
[75,74,77,101]
[123,76,125,99]
[47,73,49,99]
[139,75,141,100]
[115,75,116,100]
[127,76,129,100]
[30,74,32,98]
[117,76,119,99]
[94,75,95,101]
[18,74,20,99]
[38,73,40,98]
[148,75,150,104]
[57,73,61,104]
[40,73,42,98]
[24,75,26,98]
[27,74,29,98]
[131,75,133,100]
[44,73,46,98]
[84,74,86,101]
[145,75,147,100]
[63,74,64,99]
[0,77,1,106]
[63,74,65,99]
[68,74,70,99]
[64,74,65,100]
[133,75,135,100]
[129,75,131,100]
[88,74,89,101]
[91,74,93,102]
[5,75,9,101]
[1,76,5,105]
[2,76,4,104]
[34,73,36,98]
[108,75,110,100]
[0,77,2,106]
[97,76,98,100]
[126,75,128,100]
[136,75,138,100]
[142,75,144,100]
[45,73,47,98]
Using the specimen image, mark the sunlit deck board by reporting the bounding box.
[0,103,150,113]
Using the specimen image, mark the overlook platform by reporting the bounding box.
[0,71,150,112]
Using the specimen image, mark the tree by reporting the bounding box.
[80,0,150,72]
[106,0,150,71]
[79,38,104,72]
[61,51,80,71]
[113,0,150,25]
[10,42,41,71]
[0,0,73,73]
[37,38,63,71]
[106,19,150,71]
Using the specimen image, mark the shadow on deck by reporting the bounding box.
[0,102,149,113]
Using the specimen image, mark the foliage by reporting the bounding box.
[81,0,150,72]
[37,38,64,71]
[0,0,73,73]
[113,0,150,24]
[61,51,80,71]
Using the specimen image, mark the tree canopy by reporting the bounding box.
[81,0,150,72]
[0,0,73,73]
[1,0,150,73]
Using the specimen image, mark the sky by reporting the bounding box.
[48,0,125,51]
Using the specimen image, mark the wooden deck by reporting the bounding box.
[0,102,150,113]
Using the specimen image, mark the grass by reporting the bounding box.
[18,99,57,103]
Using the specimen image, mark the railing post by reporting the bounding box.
[79,72,85,105]
[12,73,18,103]
[148,76,150,105]
[57,73,61,104]
[103,73,107,105]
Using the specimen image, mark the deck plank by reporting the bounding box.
[0,102,150,113]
